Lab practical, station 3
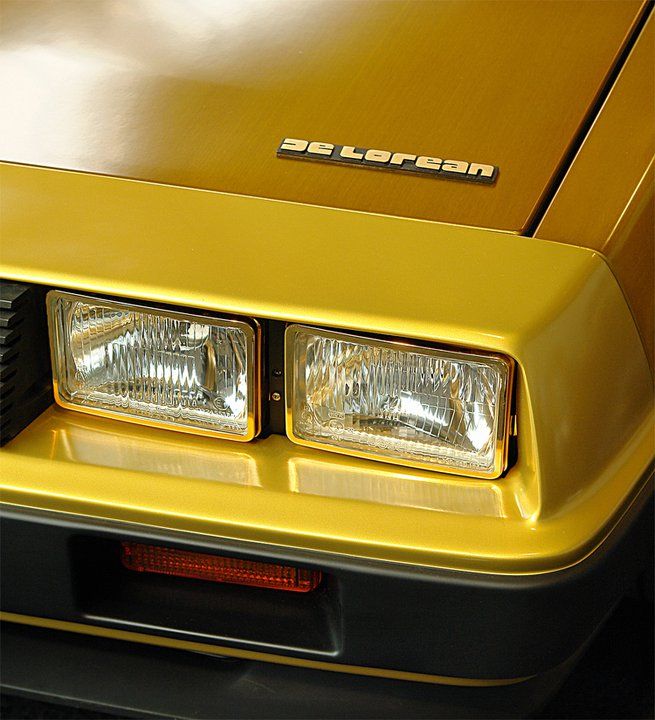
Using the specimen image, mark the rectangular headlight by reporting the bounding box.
[47,291,259,440]
[285,325,513,478]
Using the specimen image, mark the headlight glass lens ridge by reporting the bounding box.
[286,325,513,477]
[47,291,258,439]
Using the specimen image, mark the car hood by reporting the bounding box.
[0,0,646,233]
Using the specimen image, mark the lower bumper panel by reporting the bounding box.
[0,486,652,682]
[0,621,582,720]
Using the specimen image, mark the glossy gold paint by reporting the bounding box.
[0,614,529,687]
[1,1,653,681]
[1,163,653,575]
[536,15,655,367]
[0,0,646,232]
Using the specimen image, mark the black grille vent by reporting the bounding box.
[0,281,52,446]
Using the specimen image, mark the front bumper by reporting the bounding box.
[1,477,652,685]
[1,162,653,694]
[0,620,595,720]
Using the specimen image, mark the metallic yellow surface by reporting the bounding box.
[536,15,655,367]
[0,614,529,687]
[1,163,653,574]
[1,409,652,575]
[0,0,646,232]
[47,290,263,441]
[606,163,655,367]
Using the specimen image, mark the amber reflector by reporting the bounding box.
[120,542,322,593]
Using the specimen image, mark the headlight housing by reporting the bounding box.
[46,290,514,474]
[285,325,513,478]
[47,291,260,440]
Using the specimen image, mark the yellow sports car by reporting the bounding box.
[0,1,652,717]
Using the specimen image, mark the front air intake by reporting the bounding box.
[0,280,52,445]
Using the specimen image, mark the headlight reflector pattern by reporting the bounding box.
[47,291,259,440]
[286,325,513,477]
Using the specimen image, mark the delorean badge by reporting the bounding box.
[277,138,498,184]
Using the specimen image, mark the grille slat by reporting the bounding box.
[0,281,52,446]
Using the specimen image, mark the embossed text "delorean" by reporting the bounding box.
[277,138,498,184]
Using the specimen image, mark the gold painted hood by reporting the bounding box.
[0,0,646,232]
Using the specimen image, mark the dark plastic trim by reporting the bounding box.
[0,479,652,680]
[0,620,589,720]
[0,280,52,446]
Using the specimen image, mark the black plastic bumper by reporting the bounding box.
[0,620,591,719]
[0,482,652,685]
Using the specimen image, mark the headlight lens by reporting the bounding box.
[47,291,259,440]
[285,325,513,477]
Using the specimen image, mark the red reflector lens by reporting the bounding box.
[120,542,321,593]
